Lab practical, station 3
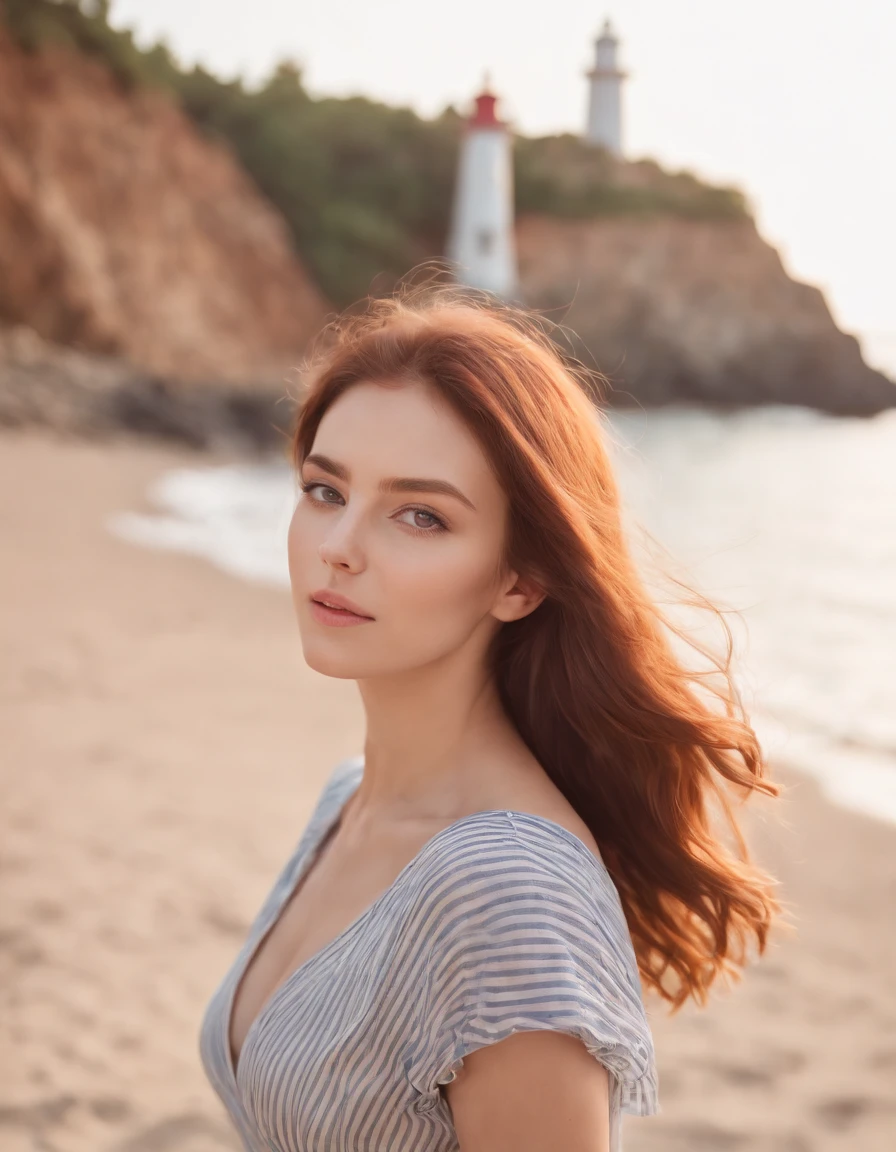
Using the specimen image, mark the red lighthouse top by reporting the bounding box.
[468,79,505,128]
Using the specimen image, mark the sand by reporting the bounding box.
[1,428,894,1152]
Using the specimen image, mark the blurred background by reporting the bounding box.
[2,2,894,1151]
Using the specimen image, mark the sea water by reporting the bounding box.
[108,404,896,826]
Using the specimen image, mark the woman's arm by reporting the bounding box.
[443,1029,612,1152]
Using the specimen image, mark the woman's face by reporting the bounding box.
[288,377,538,680]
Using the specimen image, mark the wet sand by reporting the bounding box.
[1,429,894,1152]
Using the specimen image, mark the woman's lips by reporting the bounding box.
[309,600,375,627]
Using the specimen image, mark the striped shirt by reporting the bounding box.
[198,756,660,1150]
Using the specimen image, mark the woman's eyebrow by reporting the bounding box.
[303,453,477,511]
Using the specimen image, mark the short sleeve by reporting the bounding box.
[411,835,660,1130]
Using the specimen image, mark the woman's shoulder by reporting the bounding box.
[417,808,635,965]
[324,762,639,979]
[421,806,607,884]
[412,810,658,1116]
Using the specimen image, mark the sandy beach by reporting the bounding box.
[2,428,894,1152]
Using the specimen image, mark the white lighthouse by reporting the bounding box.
[447,82,518,299]
[584,18,627,156]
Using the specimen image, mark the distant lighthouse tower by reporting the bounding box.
[585,18,627,156]
[447,79,518,299]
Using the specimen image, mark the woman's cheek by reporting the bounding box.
[388,549,498,634]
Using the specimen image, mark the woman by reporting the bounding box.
[199,286,784,1151]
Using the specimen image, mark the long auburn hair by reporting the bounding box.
[289,281,789,1012]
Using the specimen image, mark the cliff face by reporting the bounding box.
[516,215,895,415]
[0,31,328,383]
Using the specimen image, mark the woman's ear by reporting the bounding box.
[492,569,548,623]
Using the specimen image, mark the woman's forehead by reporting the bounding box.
[316,382,480,465]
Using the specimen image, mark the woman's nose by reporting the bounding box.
[317,512,365,570]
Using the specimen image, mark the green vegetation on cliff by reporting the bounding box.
[4,0,751,305]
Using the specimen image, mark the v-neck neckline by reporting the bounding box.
[224,766,365,1088]
[224,761,611,1097]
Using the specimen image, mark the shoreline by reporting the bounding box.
[2,428,894,1152]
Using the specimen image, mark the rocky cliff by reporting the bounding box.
[516,215,894,415]
[0,324,294,452]
[0,29,328,384]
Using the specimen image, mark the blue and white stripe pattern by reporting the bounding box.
[199,756,660,1150]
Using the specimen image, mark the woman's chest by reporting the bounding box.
[235,965,442,1151]
[228,822,443,1074]
[226,872,445,1151]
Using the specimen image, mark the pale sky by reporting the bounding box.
[112,0,896,376]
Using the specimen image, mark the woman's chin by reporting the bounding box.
[299,640,369,681]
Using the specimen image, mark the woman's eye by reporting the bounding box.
[301,483,446,534]
[302,482,341,503]
[397,508,446,533]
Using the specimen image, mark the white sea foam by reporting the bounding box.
[109,462,296,588]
